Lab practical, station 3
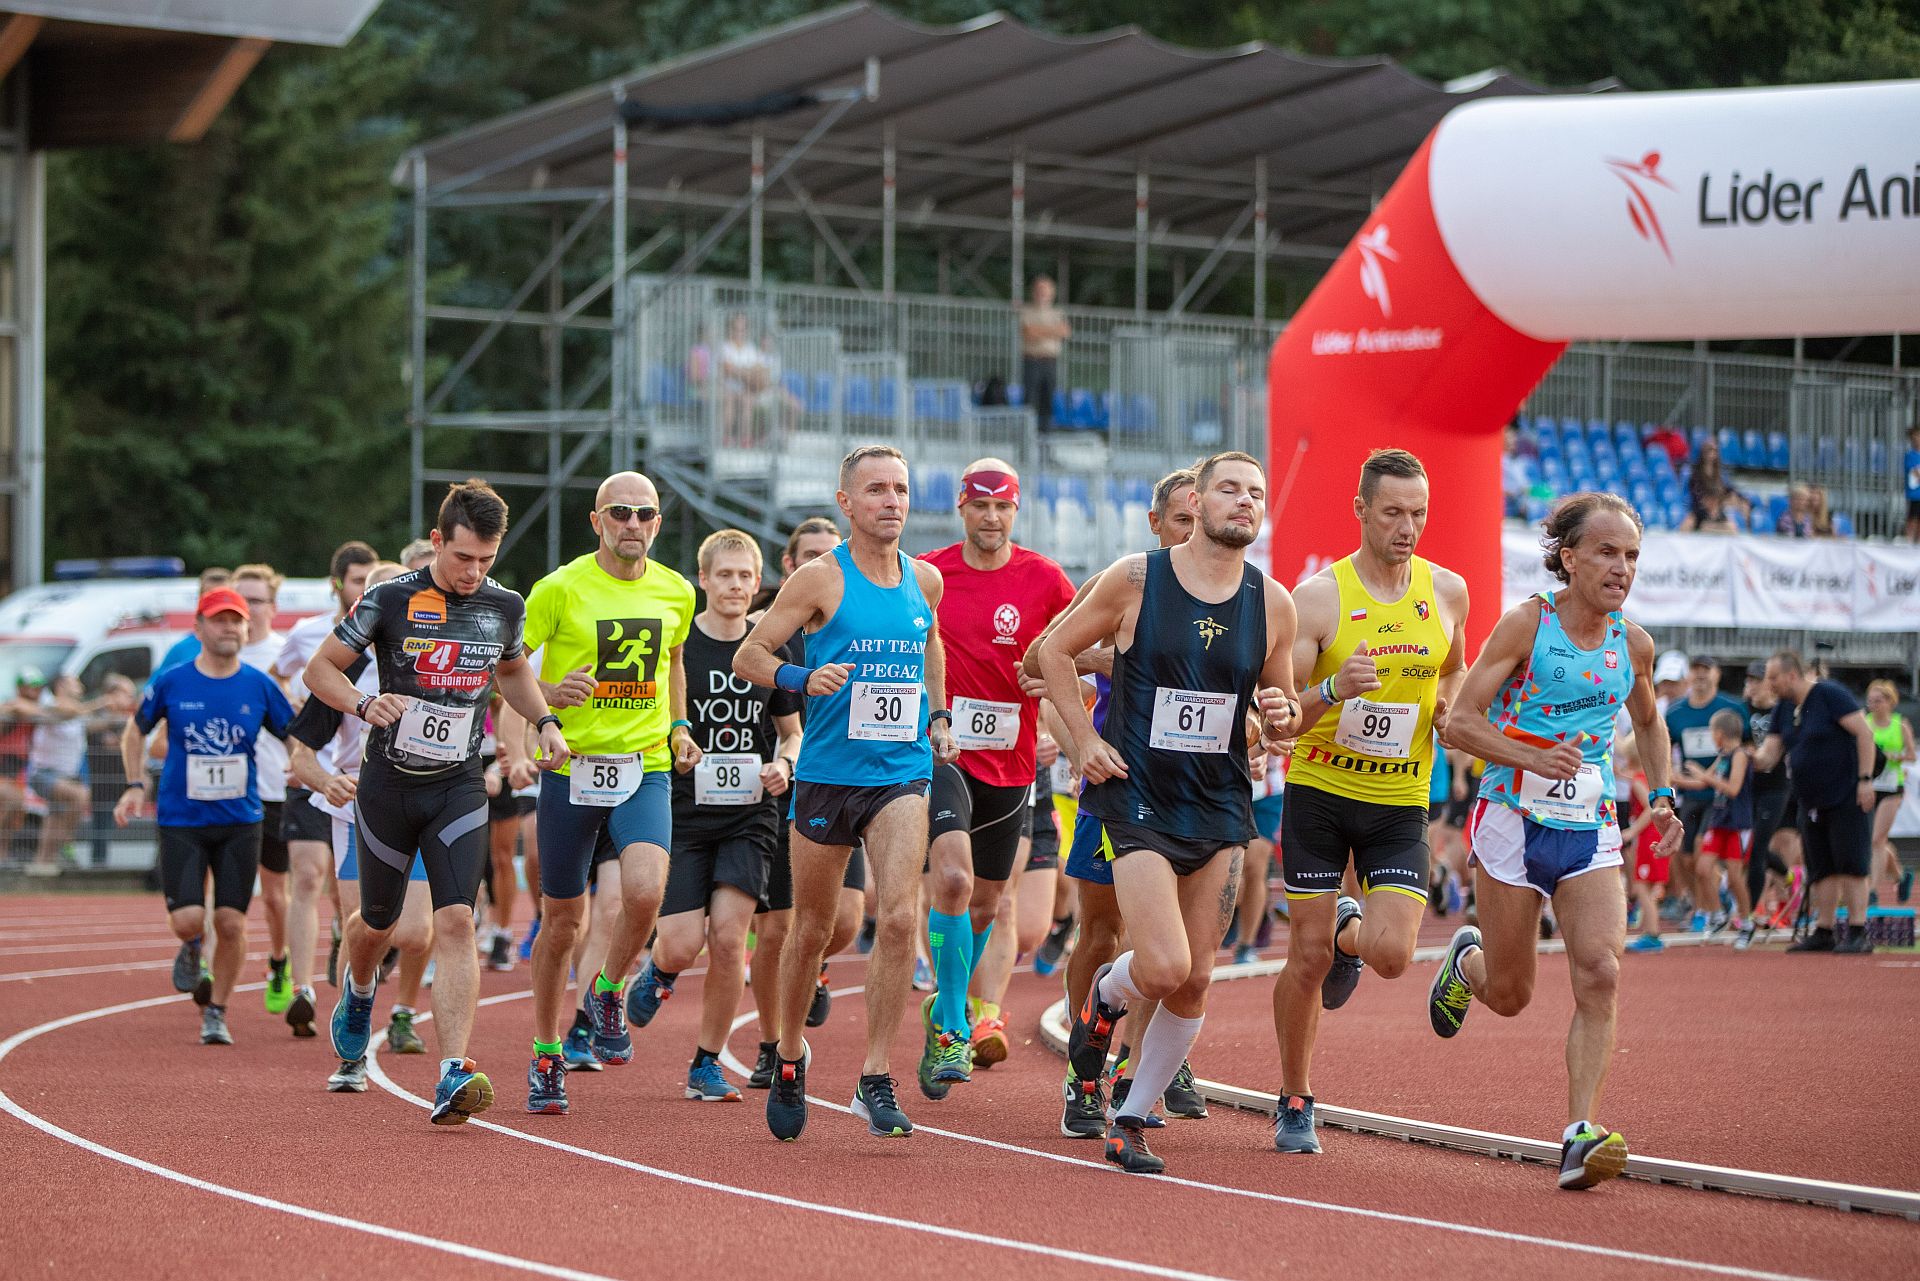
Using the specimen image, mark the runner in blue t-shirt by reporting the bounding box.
[115,586,293,1047]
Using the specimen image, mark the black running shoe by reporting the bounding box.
[748,1041,778,1090]
[1104,1116,1165,1174]
[286,987,317,1038]
[1321,896,1365,1011]
[171,937,202,994]
[1162,1060,1208,1119]
[1107,1075,1164,1128]
[1786,926,1835,953]
[192,966,213,1008]
[1834,925,1875,955]
[1558,1124,1628,1189]
[488,931,514,973]
[767,1045,809,1141]
[852,1073,913,1137]
[1060,1072,1107,1139]
[805,974,832,1027]
[1066,962,1126,1087]
[1428,925,1479,1038]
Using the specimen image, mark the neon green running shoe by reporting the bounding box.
[263,959,293,1014]
[1558,1125,1629,1189]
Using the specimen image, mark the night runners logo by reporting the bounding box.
[1354,225,1398,317]
[1605,151,1676,261]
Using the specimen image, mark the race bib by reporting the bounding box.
[1681,726,1716,760]
[1148,688,1233,754]
[186,753,246,802]
[695,753,765,806]
[569,754,642,808]
[1049,756,1076,795]
[952,697,1020,752]
[849,681,919,742]
[394,699,476,764]
[1518,763,1604,825]
[1333,698,1420,759]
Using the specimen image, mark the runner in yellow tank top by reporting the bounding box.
[1268,449,1469,1155]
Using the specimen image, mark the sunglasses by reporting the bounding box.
[598,503,659,525]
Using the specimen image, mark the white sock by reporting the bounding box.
[1117,1007,1204,1122]
[1563,1119,1590,1141]
[441,1057,465,1077]
[391,1004,413,1017]
[347,968,375,999]
[1096,953,1146,1011]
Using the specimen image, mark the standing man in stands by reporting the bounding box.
[735,445,958,1142]
[1020,276,1070,433]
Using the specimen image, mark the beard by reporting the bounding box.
[1201,513,1256,548]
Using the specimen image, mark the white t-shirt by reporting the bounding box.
[311,662,381,824]
[27,690,87,779]
[720,340,766,389]
[241,633,290,803]
[273,613,338,685]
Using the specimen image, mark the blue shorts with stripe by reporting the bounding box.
[1063,809,1112,886]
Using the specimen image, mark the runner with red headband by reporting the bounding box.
[915,458,1075,1098]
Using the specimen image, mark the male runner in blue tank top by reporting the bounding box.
[1039,451,1302,1174]
[736,444,959,1142]
[1432,491,1683,1190]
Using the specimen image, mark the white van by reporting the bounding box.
[0,577,337,695]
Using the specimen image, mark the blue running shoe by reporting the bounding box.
[852,1073,913,1137]
[562,1023,603,1072]
[526,1053,568,1115]
[1689,910,1709,934]
[431,1058,494,1126]
[686,1059,742,1102]
[329,984,376,1062]
[519,916,540,961]
[1321,895,1365,1010]
[766,1044,810,1141]
[583,978,632,1065]
[1233,943,1258,967]
[626,959,674,1028]
[1624,934,1665,953]
[1273,1094,1321,1154]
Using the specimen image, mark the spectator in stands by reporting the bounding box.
[1645,422,1690,467]
[1688,440,1746,525]
[1904,423,1920,543]
[1776,483,1817,537]
[686,323,714,398]
[1809,483,1836,537]
[1756,650,1879,953]
[1019,275,1070,432]
[719,311,772,447]
[1864,679,1915,902]
[1678,489,1737,533]
[1501,421,1536,518]
[756,331,802,440]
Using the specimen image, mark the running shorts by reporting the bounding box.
[663,816,775,917]
[1467,799,1622,898]
[159,823,262,914]
[353,756,489,929]
[1799,799,1871,882]
[1699,827,1751,862]
[1099,816,1237,878]
[258,800,289,875]
[331,814,428,883]
[789,778,928,851]
[1280,782,1429,902]
[535,768,672,900]
[929,762,1029,881]
[1064,809,1111,886]
[281,788,332,843]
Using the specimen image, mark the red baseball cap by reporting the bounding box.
[196,586,251,620]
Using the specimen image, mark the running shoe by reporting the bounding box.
[1834,926,1875,955]
[805,971,832,1028]
[930,1032,972,1086]
[1624,934,1665,953]
[327,1057,368,1093]
[1066,962,1126,1087]
[687,1059,742,1102]
[386,1009,426,1054]
[171,937,202,994]
[1900,868,1914,904]
[1732,923,1756,953]
[1321,896,1365,1010]
[748,1041,778,1090]
[1558,1124,1628,1189]
[378,946,400,983]
[856,916,876,954]
[1060,1071,1107,1139]
[1108,1075,1164,1127]
[584,978,633,1064]
[1786,926,1835,953]
[562,1023,603,1072]
[852,1073,913,1137]
[911,955,933,991]
[1034,916,1072,976]
[1104,1116,1165,1174]
[1163,1060,1207,1119]
[971,1012,1009,1068]
[1233,943,1258,967]
[766,1045,810,1141]
[287,986,317,1038]
[1445,878,1464,916]
[519,915,540,960]
[326,917,340,987]
[263,958,292,1013]
[1625,902,1641,930]
[192,964,213,1008]
[330,983,377,1062]
[1427,925,1479,1038]
[1689,910,1709,934]
[488,931,514,973]
[526,1053,568,1114]
[916,995,952,1101]
[200,1005,233,1046]
[1272,1094,1320,1154]
[431,1059,494,1126]
[626,959,674,1029]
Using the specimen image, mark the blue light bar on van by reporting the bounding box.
[52,556,188,581]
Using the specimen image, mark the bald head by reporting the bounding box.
[591,471,661,567]
[597,471,657,508]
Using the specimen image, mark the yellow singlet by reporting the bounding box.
[1288,555,1451,808]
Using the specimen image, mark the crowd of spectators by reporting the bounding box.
[0,667,139,873]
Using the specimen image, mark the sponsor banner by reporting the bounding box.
[1501,528,1558,608]
[1731,537,1856,628]
[1851,541,1920,634]
[1632,533,1735,626]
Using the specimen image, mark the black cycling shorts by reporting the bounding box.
[1099,816,1237,878]
[761,825,867,914]
[281,788,331,844]
[664,813,776,917]
[1280,782,1430,902]
[160,823,262,914]
[258,801,289,875]
[928,762,1029,882]
[353,756,490,929]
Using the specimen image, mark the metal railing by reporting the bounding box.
[0,715,149,871]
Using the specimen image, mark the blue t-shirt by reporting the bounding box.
[157,634,201,675]
[1906,448,1920,502]
[1771,680,1863,811]
[135,661,293,827]
[1664,693,1746,798]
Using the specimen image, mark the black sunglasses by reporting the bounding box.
[598,503,659,525]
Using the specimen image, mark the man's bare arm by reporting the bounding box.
[736,558,831,690]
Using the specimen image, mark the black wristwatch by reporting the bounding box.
[535,714,560,732]
[778,755,797,776]
[928,709,953,726]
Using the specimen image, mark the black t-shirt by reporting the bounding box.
[671,619,801,834]
[1745,701,1789,796]
[334,567,526,771]
[1770,680,1863,810]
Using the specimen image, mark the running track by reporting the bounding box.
[1,893,1914,1280]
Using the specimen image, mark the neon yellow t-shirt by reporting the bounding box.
[524,553,694,773]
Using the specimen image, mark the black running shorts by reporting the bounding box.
[258,801,289,875]
[352,756,490,929]
[928,762,1030,882]
[664,815,775,917]
[281,788,331,843]
[1280,781,1430,902]
[1099,816,1237,878]
[790,778,928,851]
[160,823,263,914]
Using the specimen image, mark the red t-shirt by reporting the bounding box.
[921,542,1075,788]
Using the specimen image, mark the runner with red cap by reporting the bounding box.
[914,459,1075,1098]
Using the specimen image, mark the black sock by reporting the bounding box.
[692,1047,719,1069]
[657,968,680,985]
[570,1005,592,1033]
[207,1003,225,1015]
[269,955,287,971]
[758,1039,778,1055]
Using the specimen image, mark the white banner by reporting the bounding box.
[1851,541,1920,634]
[1628,533,1735,626]
[1731,538,1856,628]
[1501,527,1558,607]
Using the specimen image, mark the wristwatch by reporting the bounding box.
[1647,786,1676,807]
[928,709,953,726]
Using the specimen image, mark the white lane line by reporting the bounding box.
[0,950,279,983]
[0,924,182,941]
[0,989,623,1281]
[0,938,188,957]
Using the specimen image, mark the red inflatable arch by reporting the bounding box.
[1268,80,1920,655]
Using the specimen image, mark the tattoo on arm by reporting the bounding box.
[1125,556,1146,590]
[1217,848,1245,938]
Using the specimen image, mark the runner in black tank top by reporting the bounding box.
[1038,451,1301,1175]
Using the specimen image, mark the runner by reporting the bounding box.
[305,480,568,1125]
[112,585,294,1046]
[498,470,695,1116]
[915,458,1074,1099]
[1042,451,1301,1174]
[1270,449,1469,1155]
[625,529,802,1103]
[735,444,959,1141]
[232,565,297,1020]
[285,562,436,1091]
[963,753,1064,1069]
[1429,491,1683,1190]
[274,540,378,1037]
[1021,466,1201,1138]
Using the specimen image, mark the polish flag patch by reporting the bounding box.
[1349,608,1367,621]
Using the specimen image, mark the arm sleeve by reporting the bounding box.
[287,694,345,752]
[499,591,526,664]
[334,582,387,653]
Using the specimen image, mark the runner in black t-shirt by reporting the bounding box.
[625,530,803,1102]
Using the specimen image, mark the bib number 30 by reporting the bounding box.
[849,681,920,742]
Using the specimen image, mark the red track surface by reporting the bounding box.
[2,892,1915,1281]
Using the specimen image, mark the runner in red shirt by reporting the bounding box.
[915,458,1075,1098]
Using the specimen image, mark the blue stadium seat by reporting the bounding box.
[1667,498,1690,529]
[1716,426,1741,466]
[1129,394,1157,432]
[1833,512,1855,537]
[876,378,898,415]
[1766,431,1789,471]
[1689,425,1711,457]
[1741,429,1765,468]
[1052,389,1071,427]
[912,380,938,421]
[1642,503,1670,531]
[1006,382,1025,406]
[1817,438,1839,472]
[844,376,873,417]
[1762,493,1789,531]
[1524,496,1550,524]
[1843,438,1864,475]
[1068,388,1099,429]
[809,373,834,415]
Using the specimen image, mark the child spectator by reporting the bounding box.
[1683,708,1756,947]
[1904,424,1920,543]
[1622,749,1669,953]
